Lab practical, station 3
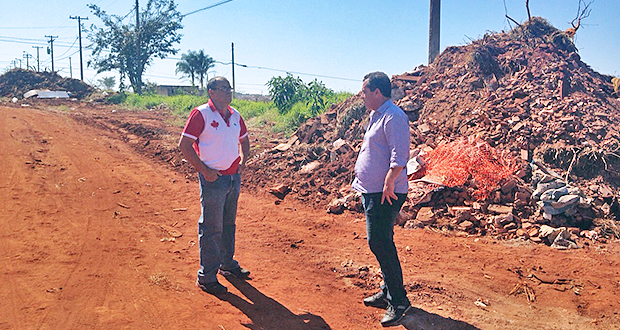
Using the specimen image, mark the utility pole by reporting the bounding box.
[231,42,235,98]
[69,57,73,78]
[23,51,33,70]
[135,0,142,94]
[32,46,43,72]
[45,35,58,72]
[429,0,441,64]
[70,16,88,81]
[15,58,22,69]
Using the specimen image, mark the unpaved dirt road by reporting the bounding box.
[1,104,619,330]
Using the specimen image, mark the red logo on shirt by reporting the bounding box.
[211,120,219,129]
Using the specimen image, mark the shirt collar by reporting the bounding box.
[374,99,392,114]
[208,99,232,115]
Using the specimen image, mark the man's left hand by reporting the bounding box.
[381,182,396,205]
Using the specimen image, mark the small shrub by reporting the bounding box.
[106,92,127,104]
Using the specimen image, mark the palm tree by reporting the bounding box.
[175,51,198,87]
[194,50,215,90]
[176,50,215,92]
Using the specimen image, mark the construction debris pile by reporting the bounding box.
[0,69,94,99]
[244,17,620,246]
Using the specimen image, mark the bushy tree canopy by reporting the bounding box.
[267,74,334,115]
[87,0,183,94]
[266,74,304,113]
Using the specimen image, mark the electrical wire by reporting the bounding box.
[54,37,79,59]
[234,63,359,82]
[182,0,234,17]
[0,26,73,30]
[0,35,76,47]
[162,56,357,82]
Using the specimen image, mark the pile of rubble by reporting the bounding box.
[243,17,620,246]
[0,69,94,99]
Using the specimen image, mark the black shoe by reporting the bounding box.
[196,281,228,295]
[219,267,251,279]
[364,291,389,309]
[381,303,411,327]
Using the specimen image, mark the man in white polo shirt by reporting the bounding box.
[179,76,251,295]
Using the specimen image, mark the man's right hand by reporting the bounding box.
[201,167,221,182]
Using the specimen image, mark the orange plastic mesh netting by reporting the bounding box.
[422,137,518,200]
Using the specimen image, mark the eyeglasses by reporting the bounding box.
[212,86,233,93]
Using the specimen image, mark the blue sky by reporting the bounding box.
[1,0,618,95]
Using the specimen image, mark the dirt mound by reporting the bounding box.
[397,18,619,178]
[244,17,620,243]
[0,68,94,99]
[244,96,366,211]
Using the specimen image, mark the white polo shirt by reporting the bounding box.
[182,99,247,174]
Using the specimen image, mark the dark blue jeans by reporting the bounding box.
[362,192,409,306]
[197,173,241,284]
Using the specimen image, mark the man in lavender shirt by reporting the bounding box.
[352,72,411,327]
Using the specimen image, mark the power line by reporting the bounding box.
[182,0,234,17]
[235,63,359,82]
[163,55,358,82]
[56,48,80,63]
[0,35,77,47]
[120,7,136,21]
[54,37,79,59]
[0,26,73,30]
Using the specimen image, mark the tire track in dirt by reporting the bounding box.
[0,109,42,330]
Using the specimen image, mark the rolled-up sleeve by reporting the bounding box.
[384,112,410,169]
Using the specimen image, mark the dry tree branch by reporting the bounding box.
[505,15,522,27]
[565,148,578,182]
[526,0,532,21]
[602,155,609,171]
[566,0,594,38]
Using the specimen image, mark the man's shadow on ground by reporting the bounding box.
[219,276,480,330]
[400,306,481,330]
[218,276,331,330]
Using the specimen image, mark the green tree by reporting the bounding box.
[87,0,183,94]
[195,50,215,90]
[303,79,333,116]
[176,50,215,90]
[98,76,116,91]
[175,51,198,87]
[266,73,304,113]
[267,74,335,115]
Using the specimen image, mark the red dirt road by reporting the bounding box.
[1,105,619,330]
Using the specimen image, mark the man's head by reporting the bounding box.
[362,71,391,111]
[207,76,233,108]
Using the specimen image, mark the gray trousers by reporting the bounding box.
[197,173,241,284]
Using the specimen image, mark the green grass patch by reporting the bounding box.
[115,91,352,134]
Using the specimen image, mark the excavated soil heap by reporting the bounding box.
[243,17,620,240]
[0,68,94,99]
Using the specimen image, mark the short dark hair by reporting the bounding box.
[207,76,230,91]
[363,71,391,98]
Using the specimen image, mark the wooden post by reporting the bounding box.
[429,0,441,64]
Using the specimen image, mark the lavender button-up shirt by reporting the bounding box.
[351,99,410,194]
